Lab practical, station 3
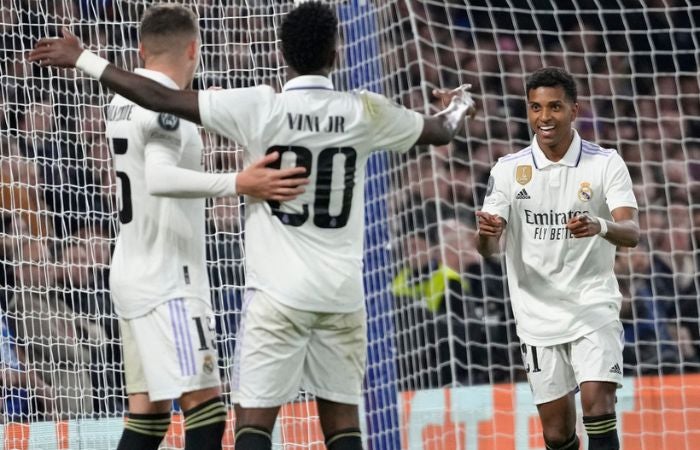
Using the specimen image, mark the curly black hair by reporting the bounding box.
[525,67,578,103]
[281,1,338,74]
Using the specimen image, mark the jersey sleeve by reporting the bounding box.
[141,108,183,152]
[480,161,511,223]
[142,112,238,198]
[144,142,238,198]
[198,85,275,147]
[603,151,638,212]
[361,91,424,153]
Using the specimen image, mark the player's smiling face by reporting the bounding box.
[527,86,578,157]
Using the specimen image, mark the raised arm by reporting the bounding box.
[416,84,477,145]
[28,29,201,124]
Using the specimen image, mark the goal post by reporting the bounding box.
[1,1,700,449]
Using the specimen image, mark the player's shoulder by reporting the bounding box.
[356,90,399,110]
[496,146,533,166]
[580,139,618,159]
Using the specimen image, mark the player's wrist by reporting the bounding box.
[596,217,609,237]
[75,50,109,79]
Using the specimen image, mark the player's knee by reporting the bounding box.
[544,431,579,450]
[234,426,272,450]
[325,428,363,450]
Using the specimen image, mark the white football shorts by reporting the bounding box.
[521,320,624,405]
[232,289,367,407]
[121,297,221,401]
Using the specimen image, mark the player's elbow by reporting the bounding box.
[618,223,640,248]
[145,181,170,197]
[144,172,172,197]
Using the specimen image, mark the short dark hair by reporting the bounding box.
[280,1,338,74]
[525,67,577,103]
[140,4,198,42]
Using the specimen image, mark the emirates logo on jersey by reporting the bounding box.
[577,182,593,202]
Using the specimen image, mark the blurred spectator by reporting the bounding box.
[57,238,123,414]
[616,245,682,375]
[7,239,104,417]
[206,196,245,378]
[1,304,55,421]
[391,207,492,388]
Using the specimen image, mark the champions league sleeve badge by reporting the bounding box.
[486,175,495,197]
[578,182,593,201]
[158,113,180,131]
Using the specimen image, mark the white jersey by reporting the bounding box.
[198,75,424,313]
[481,130,637,346]
[108,69,233,318]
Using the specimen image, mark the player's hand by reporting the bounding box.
[476,211,504,237]
[566,213,600,238]
[27,28,83,68]
[433,84,477,119]
[236,152,310,201]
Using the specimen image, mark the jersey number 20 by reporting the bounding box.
[265,146,357,228]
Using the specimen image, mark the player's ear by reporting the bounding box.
[187,39,198,60]
[571,101,579,122]
[138,42,146,63]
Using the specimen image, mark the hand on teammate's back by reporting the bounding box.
[28,28,83,68]
[236,152,310,201]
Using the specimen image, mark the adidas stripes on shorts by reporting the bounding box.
[520,320,624,405]
[120,297,221,401]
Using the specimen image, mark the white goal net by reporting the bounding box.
[1,0,699,449]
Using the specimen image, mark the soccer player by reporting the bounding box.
[29,3,476,450]
[476,67,639,450]
[35,5,307,450]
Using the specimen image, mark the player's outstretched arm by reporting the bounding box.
[146,150,308,201]
[416,84,477,145]
[28,29,201,124]
[475,211,505,257]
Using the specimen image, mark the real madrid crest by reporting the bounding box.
[578,182,593,202]
[203,355,215,374]
[515,165,532,185]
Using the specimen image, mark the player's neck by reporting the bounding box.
[537,134,574,162]
[287,67,332,81]
[143,62,189,89]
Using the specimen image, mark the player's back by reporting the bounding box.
[199,75,423,313]
[107,69,210,319]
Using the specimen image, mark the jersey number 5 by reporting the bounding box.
[110,138,133,224]
[265,145,357,228]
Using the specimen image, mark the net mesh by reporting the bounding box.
[0,0,699,449]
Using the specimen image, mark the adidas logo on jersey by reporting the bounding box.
[515,189,531,200]
[609,363,622,375]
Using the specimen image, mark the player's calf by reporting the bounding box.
[583,413,619,450]
[325,428,363,450]
[183,396,227,450]
[116,411,171,450]
[234,425,272,450]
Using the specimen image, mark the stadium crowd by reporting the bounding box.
[0,0,699,421]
